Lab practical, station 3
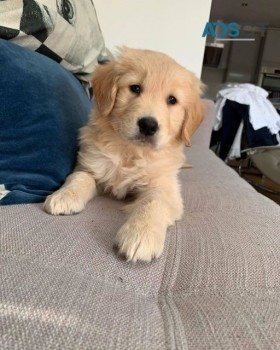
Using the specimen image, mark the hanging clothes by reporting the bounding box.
[214,84,280,135]
[211,99,279,161]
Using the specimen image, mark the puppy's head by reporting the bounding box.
[92,48,204,149]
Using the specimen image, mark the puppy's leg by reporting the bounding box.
[44,171,96,215]
[116,179,183,262]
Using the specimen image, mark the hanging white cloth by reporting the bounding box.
[214,84,280,135]
[227,121,244,160]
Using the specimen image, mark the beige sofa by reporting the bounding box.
[1,100,280,349]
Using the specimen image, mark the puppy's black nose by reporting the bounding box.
[138,117,159,136]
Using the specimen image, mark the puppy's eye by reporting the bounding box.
[129,85,141,94]
[167,95,177,105]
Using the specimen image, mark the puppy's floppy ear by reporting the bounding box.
[92,61,118,117]
[181,80,205,147]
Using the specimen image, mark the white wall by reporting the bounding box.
[94,0,212,78]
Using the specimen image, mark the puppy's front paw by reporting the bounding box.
[44,188,86,215]
[115,222,165,262]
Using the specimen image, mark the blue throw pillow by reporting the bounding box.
[0,40,92,205]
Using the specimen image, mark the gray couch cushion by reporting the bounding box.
[1,101,280,349]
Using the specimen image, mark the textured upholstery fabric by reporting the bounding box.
[1,101,280,349]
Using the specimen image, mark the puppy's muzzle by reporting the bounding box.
[138,117,159,136]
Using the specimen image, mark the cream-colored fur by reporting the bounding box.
[44,48,204,262]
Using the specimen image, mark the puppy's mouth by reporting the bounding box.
[132,134,157,147]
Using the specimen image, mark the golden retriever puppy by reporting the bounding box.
[44,48,204,262]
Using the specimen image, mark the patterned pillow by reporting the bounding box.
[0,0,108,95]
